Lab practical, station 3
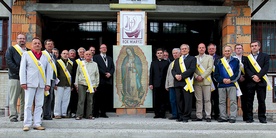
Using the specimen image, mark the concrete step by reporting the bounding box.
[1,113,276,138]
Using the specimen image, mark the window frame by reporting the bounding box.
[0,18,8,70]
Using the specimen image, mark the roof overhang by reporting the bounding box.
[26,3,231,20]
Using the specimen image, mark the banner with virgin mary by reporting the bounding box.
[113,45,152,108]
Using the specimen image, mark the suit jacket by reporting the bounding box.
[194,54,214,85]
[93,54,115,85]
[149,59,170,88]
[19,51,52,88]
[172,55,196,87]
[244,52,270,87]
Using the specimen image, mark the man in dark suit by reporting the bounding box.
[43,39,57,120]
[149,48,170,118]
[233,44,248,121]
[93,44,115,118]
[172,44,196,122]
[207,43,221,120]
[245,40,270,123]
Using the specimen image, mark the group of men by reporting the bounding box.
[6,34,270,131]
[6,34,114,131]
[153,41,270,124]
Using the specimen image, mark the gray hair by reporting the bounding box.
[69,49,76,53]
[180,44,190,50]
[77,47,86,53]
[207,43,216,49]
[172,48,180,53]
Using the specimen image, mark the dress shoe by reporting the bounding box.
[260,120,267,123]
[33,126,45,130]
[75,116,82,120]
[206,118,212,122]
[10,118,18,122]
[176,118,183,122]
[100,114,109,118]
[168,117,178,120]
[229,119,236,123]
[192,118,202,121]
[217,118,228,122]
[153,115,160,119]
[246,120,254,123]
[87,116,95,120]
[183,119,188,123]
[23,126,30,131]
[20,118,24,121]
[71,113,76,118]
[43,117,52,120]
[54,116,62,119]
[61,116,69,118]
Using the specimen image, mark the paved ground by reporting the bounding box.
[1,112,276,138]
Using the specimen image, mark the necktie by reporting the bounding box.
[103,56,107,61]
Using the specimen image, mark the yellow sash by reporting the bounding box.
[42,51,57,78]
[220,58,242,96]
[76,59,81,65]
[247,54,272,90]
[27,51,49,96]
[13,44,24,56]
[79,61,94,93]
[179,55,194,93]
[57,59,71,85]
[196,58,216,91]
[68,60,73,66]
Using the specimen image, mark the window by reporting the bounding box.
[252,22,276,72]
[0,20,3,51]
[79,21,102,32]
[163,22,186,33]
[150,22,159,33]
[107,22,117,32]
[0,19,8,69]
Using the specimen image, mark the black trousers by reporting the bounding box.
[211,89,219,119]
[247,85,267,121]
[43,80,55,118]
[153,87,167,117]
[68,88,78,115]
[239,81,248,121]
[175,87,193,120]
[93,83,113,116]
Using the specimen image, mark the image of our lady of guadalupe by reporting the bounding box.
[121,47,145,107]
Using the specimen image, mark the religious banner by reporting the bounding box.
[120,11,146,46]
[113,45,152,108]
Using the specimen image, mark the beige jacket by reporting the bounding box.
[75,60,99,88]
[194,54,213,86]
[165,61,174,89]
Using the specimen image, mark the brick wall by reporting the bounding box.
[222,3,251,54]
[12,0,42,48]
[0,71,9,109]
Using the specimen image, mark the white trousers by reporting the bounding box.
[24,87,44,127]
[54,86,71,116]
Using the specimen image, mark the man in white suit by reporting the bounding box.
[20,37,52,131]
[193,43,214,122]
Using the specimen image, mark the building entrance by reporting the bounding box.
[42,18,221,112]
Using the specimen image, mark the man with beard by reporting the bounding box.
[5,34,27,122]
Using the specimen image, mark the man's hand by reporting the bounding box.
[21,84,27,90]
[45,85,50,91]
[223,78,231,84]
[196,76,204,82]
[239,75,245,82]
[149,85,153,90]
[252,75,261,82]
[105,72,111,78]
[175,74,182,81]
